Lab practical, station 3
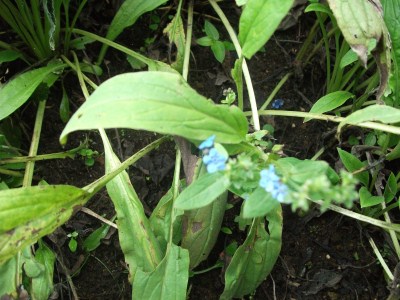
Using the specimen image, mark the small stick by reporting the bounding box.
[80,207,118,229]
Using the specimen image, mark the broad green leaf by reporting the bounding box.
[231,57,244,109]
[338,105,400,133]
[102,133,162,281]
[204,20,219,40]
[0,256,18,295]
[239,0,294,58]
[0,185,88,233]
[340,40,376,69]
[30,240,56,300]
[387,139,400,161]
[211,40,225,63]
[174,172,230,210]
[0,62,64,120]
[150,186,182,253]
[242,187,279,218]
[384,172,397,203]
[359,187,384,208]
[97,0,168,63]
[0,185,88,264]
[133,244,189,300]
[276,157,329,185]
[181,190,227,268]
[0,50,22,63]
[306,91,354,121]
[382,0,400,105]
[221,207,282,299]
[61,72,248,144]
[337,148,369,186]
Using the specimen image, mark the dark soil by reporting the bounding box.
[6,1,393,299]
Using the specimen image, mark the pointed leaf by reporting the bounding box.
[359,187,384,208]
[337,148,369,186]
[133,244,189,300]
[174,172,230,210]
[61,72,248,144]
[306,91,354,122]
[0,62,64,120]
[242,187,279,218]
[239,0,294,58]
[221,207,282,299]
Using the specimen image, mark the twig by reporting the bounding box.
[80,207,118,229]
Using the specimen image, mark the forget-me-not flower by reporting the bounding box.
[259,165,288,202]
[198,135,228,173]
[272,99,284,109]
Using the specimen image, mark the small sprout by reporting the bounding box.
[67,231,79,253]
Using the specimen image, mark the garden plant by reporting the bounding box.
[0,0,400,299]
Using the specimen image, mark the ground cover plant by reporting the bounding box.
[0,0,400,299]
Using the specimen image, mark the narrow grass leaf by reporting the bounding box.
[239,0,294,58]
[306,91,354,122]
[61,72,248,144]
[133,244,189,300]
[174,172,230,210]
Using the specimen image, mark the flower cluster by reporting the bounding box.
[272,99,284,109]
[199,135,228,173]
[259,165,288,202]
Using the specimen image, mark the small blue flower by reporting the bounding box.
[203,148,227,173]
[259,165,288,202]
[272,99,284,109]
[199,135,216,150]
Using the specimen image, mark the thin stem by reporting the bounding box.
[182,0,193,81]
[0,150,76,164]
[259,73,292,111]
[169,147,182,245]
[368,235,394,280]
[248,110,400,135]
[208,0,260,130]
[60,54,97,89]
[80,207,118,229]
[381,201,400,259]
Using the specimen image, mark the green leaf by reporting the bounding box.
[242,187,279,218]
[163,15,186,72]
[59,85,70,123]
[204,20,219,40]
[68,238,78,252]
[305,3,333,15]
[338,105,400,134]
[98,0,168,63]
[133,244,189,300]
[174,172,230,210]
[386,139,400,161]
[181,190,228,269]
[337,148,369,186]
[102,133,162,281]
[276,157,329,185]
[0,62,64,120]
[221,207,282,299]
[61,72,248,144]
[382,0,400,105]
[327,0,391,100]
[384,172,397,203]
[211,40,226,63]
[0,256,18,295]
[231,57,244,109]
[359,187,384,208]
[306,91,354,121]
[0,50,22,63]
[31,240,56,300]
[83,222,113,252]
[0,185,89,264]
[196,36,214,46]
[239,0,294,59]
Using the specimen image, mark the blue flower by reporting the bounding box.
[272,99,284,109]
[199,135,216,150]
[259,165,288,202]
[202,148,227,173]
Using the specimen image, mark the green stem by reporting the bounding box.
[60,54,97,89]
[0,168,24,177]
[259,72,292,111]
[0,148,82,164]
[316,12,331,91]
[248,110,400,135]
[182,0,193,81]
[381,201,400,259]
[208,0,260,130]
[83,136,169,195]
[64,0,87,53]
